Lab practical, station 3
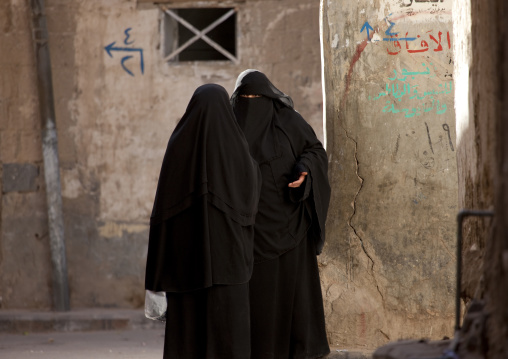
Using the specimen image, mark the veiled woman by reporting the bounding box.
[145,84,261,359]
[231,70,331,359]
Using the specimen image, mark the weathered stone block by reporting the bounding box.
[2,163,39,193]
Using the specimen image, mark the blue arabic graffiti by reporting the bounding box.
[360,17,417,42]
[104,28,144,77]
[383,19,417,41]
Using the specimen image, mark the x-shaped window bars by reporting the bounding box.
[160,6,238,63]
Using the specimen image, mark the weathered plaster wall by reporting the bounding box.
[0,0,53,309]
[0,0,323,309]
[321,0,457,348]
[486,0,508,353]
[453,0,508,356]
[453,0,496,304]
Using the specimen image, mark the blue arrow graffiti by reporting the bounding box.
[104,41,144,76]
[360,22,374,39]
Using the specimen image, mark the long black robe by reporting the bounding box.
[231,69,331,359]
[145,84,261,359]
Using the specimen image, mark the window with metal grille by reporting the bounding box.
[160,7,237,63]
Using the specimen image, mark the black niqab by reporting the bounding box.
[233,96,279,163]
[145,84,261,292]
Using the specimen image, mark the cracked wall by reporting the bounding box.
[320,0,458,349]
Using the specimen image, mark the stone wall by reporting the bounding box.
[0,0,323,310]
[0,0,52,309]
[320,0,457,349]
[453,0,508,356]
[452,0,497,305]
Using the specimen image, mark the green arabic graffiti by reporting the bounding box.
[369,62,452,117]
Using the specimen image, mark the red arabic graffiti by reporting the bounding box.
[386,31,451,55]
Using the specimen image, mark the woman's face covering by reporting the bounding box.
[233,96,278,163]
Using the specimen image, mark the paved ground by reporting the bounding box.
[0,330,373,359]
[0,330,372,359]
[0,309,373,358]
[0,328,165,359]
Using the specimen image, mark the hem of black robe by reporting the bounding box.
[163,282,251,359]
[294,347,331,359]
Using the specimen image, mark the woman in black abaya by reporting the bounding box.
[231,70,331,359]
[145,84,261,359]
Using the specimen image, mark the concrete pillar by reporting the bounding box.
[320,0,457,348]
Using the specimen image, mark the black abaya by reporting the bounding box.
[231,70,331,256]
[145,84,261,359]
[231,70,331,359]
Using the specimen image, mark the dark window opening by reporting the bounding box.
[161,7,237,63]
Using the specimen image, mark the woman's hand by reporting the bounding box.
[288,172,308,188]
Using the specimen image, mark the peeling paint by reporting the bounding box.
[62,168,83,199]
[332,33,339,48]
[372,33,382,42]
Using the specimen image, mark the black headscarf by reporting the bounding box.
[145,84,261,292]
[230,69,294,108]
[231,70,330,255]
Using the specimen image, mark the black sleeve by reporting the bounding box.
[289,171,312,203]
[275,107,331,254]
